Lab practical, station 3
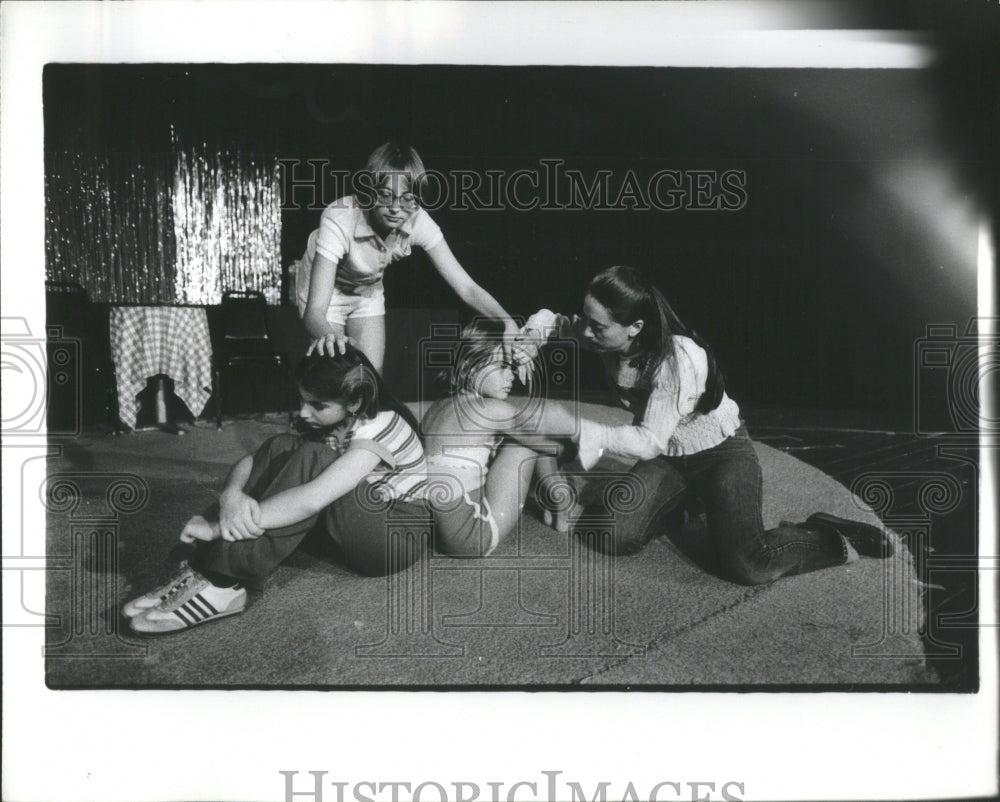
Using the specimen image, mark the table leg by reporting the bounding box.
[134,375,184,435]
[156,376,184,435]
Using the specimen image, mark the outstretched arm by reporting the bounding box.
[575,363,694,469]
[425,239,519,337]
[303,253,352,356]
[301,253,340,338]
[455,396,579,443]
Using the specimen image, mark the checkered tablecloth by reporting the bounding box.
[110,306,213,429]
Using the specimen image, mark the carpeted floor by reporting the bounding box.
[44,404,937,688]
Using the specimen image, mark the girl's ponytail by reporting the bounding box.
[645,283,725,414]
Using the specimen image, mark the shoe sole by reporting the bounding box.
[130,606,245,635]
[130,592,247,635]
[808,512,894,557]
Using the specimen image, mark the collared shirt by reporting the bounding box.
[296,195,444,305]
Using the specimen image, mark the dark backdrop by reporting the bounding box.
[44,62,989,426]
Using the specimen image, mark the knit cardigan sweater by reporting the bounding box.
[521,310,742,469]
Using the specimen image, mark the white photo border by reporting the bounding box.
[2,2,996,801]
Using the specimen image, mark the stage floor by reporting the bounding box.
[41,403,976,689]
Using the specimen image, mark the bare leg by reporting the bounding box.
[346,315,387,374]
[483,442,539,543]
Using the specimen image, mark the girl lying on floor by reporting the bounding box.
[421,318,577,556]
[122,347,432,634]
[516,265,895,585]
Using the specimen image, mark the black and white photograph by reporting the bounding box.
[2,2,997,801]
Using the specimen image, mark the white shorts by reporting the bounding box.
[325,285,386,326]
[297,284,386,327]
[431,486,501,557]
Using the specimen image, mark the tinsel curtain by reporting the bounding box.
[45,150,177,303]
[45,132,282,305]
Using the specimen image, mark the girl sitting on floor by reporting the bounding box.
[122,347,432,634]
[420,318,577,557]
[516,265,894,585]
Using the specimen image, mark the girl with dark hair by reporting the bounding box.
[297,142,518,373]
[518,265,893,585]
[421,319,576,556]
[122,347,432,634]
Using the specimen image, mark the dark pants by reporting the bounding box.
[191,434,431,586]
[588,426,847,585]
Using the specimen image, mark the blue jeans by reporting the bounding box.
[588,427,848,585]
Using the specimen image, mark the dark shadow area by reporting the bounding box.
[43,61,984,426]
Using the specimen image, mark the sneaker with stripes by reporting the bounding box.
[130,568,246,634]
[122,561,198,618]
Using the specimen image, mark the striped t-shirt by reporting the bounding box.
[326,410,429,502]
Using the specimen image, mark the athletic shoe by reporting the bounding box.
[806,512,894,558]
[130,570,246,634]
[122,562,199,618]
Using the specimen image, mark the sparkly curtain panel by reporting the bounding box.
[45,141,282,305]
[172,137,282,305]
[45,151,177,303]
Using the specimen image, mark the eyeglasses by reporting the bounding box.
[374,187,420,211]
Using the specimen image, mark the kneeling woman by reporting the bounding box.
[123,348,432,634]
[519,265,893,585]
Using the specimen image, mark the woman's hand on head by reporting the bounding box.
[510,342,537,387]
[504,329,539,387]
[307,331,351,357]
[218,489,265,541]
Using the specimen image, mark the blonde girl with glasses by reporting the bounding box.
[296,142,519,374]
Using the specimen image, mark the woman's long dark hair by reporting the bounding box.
[587,265,725,415]
[293,346,421,437]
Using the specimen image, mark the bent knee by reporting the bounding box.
[260,433,302,454]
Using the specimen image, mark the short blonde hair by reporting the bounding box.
[364,142,427,197]
[443,318,507,395]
